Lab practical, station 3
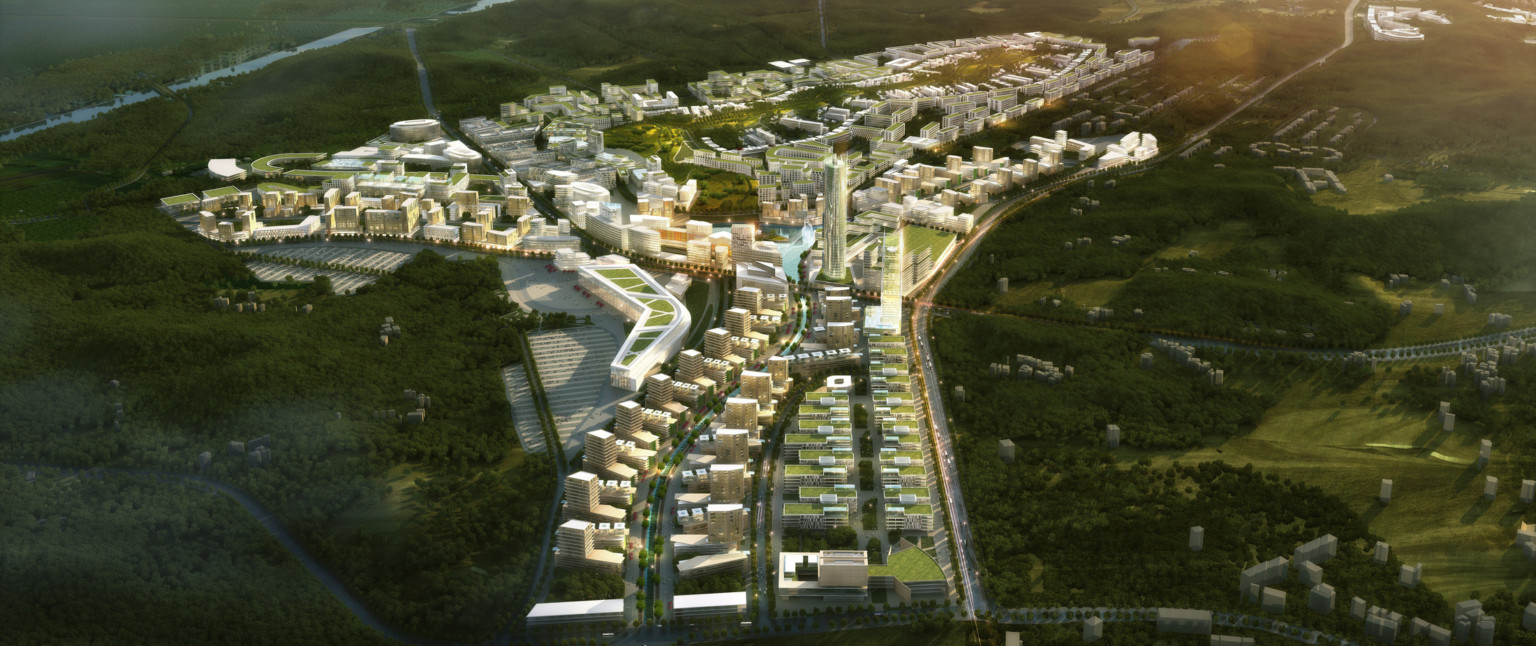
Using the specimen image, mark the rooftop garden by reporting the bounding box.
[868,546,944,582]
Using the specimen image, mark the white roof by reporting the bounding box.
[208,158,243,179]
[526,598,625,619]
[673,591,748,610]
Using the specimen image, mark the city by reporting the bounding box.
[3,0,1536,645]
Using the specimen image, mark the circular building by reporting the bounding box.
[390,118,443,143]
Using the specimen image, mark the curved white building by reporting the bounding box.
[208,158,246,182]
[390,118,444,143]
[577,260,692,390]
[444,140,483,170]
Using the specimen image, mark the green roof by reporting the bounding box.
[786,465,837,475]
[785,434,835,445]
[869,547,944,582]
[204,186,241,198]
[883,486,929,497]
[252,153,326,173]
[783,503,823,515]
[880,450,923,461]
[162,193,199,205]
[799,486,854,498]
[257,182,306,193]
[893,504,933,515]
[904,225,957,262]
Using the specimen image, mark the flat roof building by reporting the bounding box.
[525,598,625,626]
[672,591,749,619]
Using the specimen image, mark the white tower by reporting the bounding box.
[876,224,904,331]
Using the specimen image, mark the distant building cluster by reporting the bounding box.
[1368,5,1451,41]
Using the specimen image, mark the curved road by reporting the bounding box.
[6,462,424,645]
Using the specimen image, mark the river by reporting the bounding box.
[0,0,522,143]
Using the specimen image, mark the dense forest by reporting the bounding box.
[547,569,627,602]
[939,167,1536,347]
[0,470,389,645]
[932,313,1274,449]
[0,207,554,641]
[932,313,1536,644]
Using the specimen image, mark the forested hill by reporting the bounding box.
[0,207,555,642]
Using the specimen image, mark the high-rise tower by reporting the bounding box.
[821,155,849,281]
[877,224,905,331]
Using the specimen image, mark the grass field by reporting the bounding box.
[1312,161,1534,215]
[1120,359,1535,600]
[1357,275,1536,347]
[996,276,1132,310]
[1150,220,1277,261]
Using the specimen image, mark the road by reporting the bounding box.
[1180,0,1363,149]
[906,0,1370,614]
[1112,0,1141,23]
[404,29,441,122]
[7,462,424,645]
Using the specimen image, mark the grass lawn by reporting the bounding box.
[869,545,945,582]
[1118,358,1534,600]
[1355,275,1536,347]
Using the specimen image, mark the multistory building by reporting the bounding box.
[645,374,674,409]
[822,156,849,280]
[717,428,750,465]
[706,503,746,545]
[741,371,773,407]
[725,398,759,432]
[725,308,752,337]
[709,463,747,501]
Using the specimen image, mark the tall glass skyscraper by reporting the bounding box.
[820,155,848,281]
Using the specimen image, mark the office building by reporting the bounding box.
[707,503,747,545]
[741,370,774,407]
[716,428,750,465]
[710,463,747,501]
[555,519,623,573]
[822,156,849,281]
[725,397,760,433]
